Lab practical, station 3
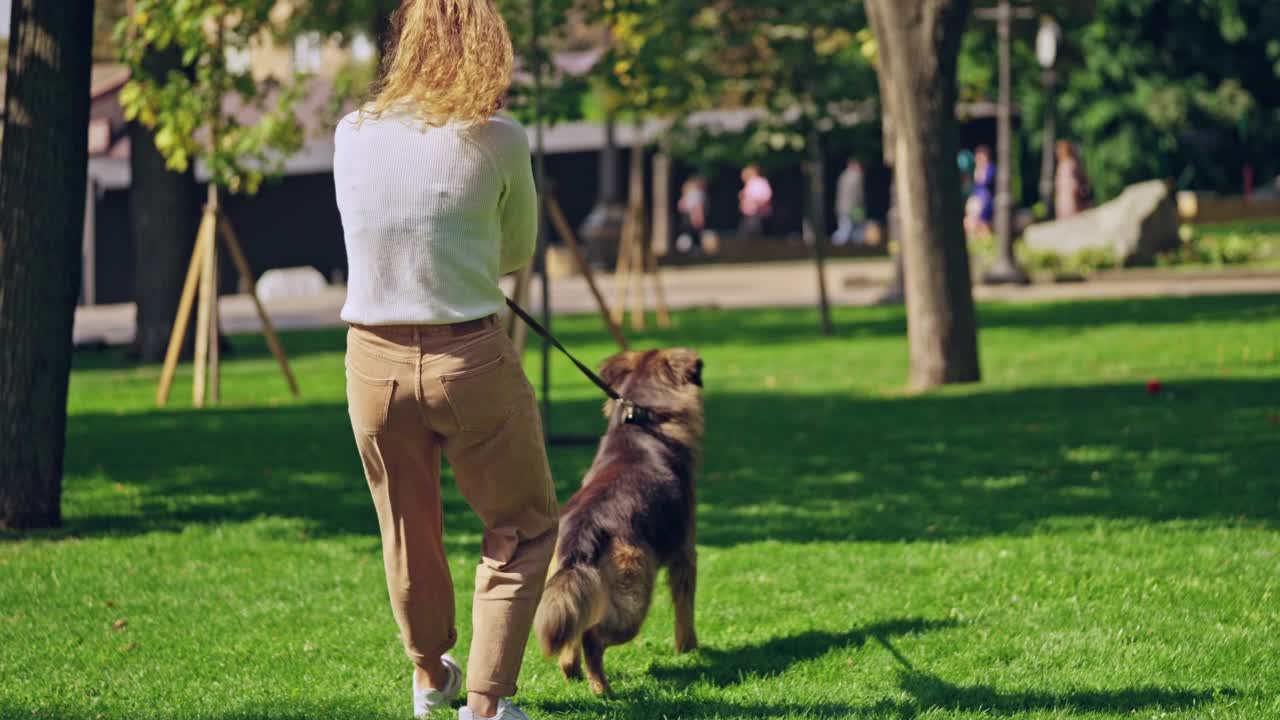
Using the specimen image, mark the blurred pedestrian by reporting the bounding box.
[832,158,866,246]
[675,175,708,254]
[957,147,975,197]
[738,164,773,238]
[965,145,995,237]
[1054,140,1092,219]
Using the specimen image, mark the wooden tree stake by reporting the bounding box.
[507,264,533,356]
[217,211,300,398]
[644,222,672,329]
[627,213,646,331]
[547,194,628,350]
[155,201,299,407]
[192,205,216,408]
[605,124,672,332]
[611,221,633,324]
[155,207,212,406]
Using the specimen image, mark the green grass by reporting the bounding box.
[4,294,1280,719]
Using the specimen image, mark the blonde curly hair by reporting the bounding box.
[363,0,514,126]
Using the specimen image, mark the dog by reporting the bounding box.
[533,348,705,695]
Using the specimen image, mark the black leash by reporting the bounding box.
[504,297,654,426]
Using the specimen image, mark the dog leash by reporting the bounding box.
[504,297,654,426]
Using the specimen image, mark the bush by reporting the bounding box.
[1157,224,1280,267]
[967,236,1116,281]
[972,221,1280,281]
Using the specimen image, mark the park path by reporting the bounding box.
[73,259,1280,346]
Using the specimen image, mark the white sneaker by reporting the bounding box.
[458,699,531,720]
[414,654,463,718]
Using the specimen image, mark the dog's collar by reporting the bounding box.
[619,399,656,426]
[613,399,674,429]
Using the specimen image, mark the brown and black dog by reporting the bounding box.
[533,348,704,695]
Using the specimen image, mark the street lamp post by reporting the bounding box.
[978,0,1033,286]
[1036,16,1060,220]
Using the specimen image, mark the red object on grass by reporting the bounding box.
[1146,379,1163,395]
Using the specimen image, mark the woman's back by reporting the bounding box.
[333,112,536,326]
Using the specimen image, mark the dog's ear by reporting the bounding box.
[665,349,703,387]
[599,351,639,389]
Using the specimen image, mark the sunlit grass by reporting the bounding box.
[3,294,1279,719]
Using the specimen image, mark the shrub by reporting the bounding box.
[1158,224,1280,267]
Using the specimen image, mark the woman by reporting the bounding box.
[333,2,557,719]
[675,176,708,253]
[737,164,773,238]
[1054,139,1092,219]
[965,145,995,237]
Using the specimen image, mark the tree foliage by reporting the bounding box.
[579,0,877,170]
[496,0,591,126]
[294,0,398,38]
[116,1,305,195]
[588,0,724,117]
[961,0,1280,200]
[1066,0,1280,198]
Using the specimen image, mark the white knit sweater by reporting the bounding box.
[333,112,537,325]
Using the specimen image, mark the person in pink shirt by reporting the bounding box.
[738,164,773,237]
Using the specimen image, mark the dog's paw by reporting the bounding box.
[589,677,611,696]
[676,632,699,654]
[560,662,583,681]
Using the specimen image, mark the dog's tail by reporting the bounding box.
[534,562,604,656]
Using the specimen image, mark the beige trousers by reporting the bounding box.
[345,318,558,697]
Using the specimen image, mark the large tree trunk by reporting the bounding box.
[0,0,95,530]
[130,47,200,363]
[866,0,981,389]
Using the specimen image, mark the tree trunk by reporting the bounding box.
[0,0,95,530]
[130,47,200,363]
[581,111,625,269]
[866,0,981,389]
[873,42,906,305]
[805,128,834,336]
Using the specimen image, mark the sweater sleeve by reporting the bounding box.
[498,126,538,275]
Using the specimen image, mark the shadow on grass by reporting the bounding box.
[695,377,1280,546]
[0,701,401,720]
[12,376,1275,544]
[896,670,1228,716]
[570,627,1236,719]
[71,293,1280,372]
[538,293,1280,349]
[0,683,1233,720]
[535,696,866,719]
[650,617,958,688]
[70,326,350,372]
[22,400,598,544]
[640,618,1231,716]
[876,635,1234,717]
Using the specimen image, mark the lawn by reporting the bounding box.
[3,294,1279,720]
